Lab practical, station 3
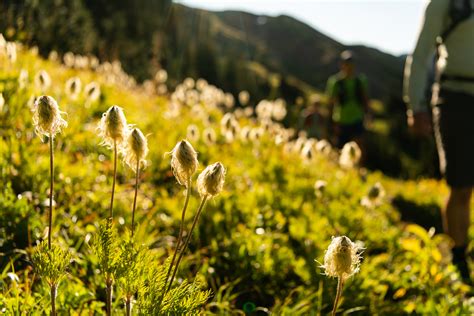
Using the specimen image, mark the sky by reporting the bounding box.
[175,0,428,56]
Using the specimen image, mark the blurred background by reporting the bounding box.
[0,0,436,178]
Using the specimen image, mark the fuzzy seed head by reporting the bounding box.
[322,236,362,281]
[85,82,101,102]
[170,140,198,186]
[65,77,82,99]
[35,70,51,92]
[124,128,148,171]
[187,124,200,142]
[32,95,68,138]
[197,162,226,198]
[339,141,361,169]
[98,105,128,148]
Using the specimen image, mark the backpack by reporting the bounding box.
[440,0,473,43]
[435,0,474,82]
[335,76,364,106]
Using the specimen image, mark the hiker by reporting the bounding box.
[300,95,326,139]
[326,50,370,153]
[404,0,474,282]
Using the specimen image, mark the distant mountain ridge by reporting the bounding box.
[173,4,405,102]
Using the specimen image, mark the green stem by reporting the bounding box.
[125,296,132,316]
[131,159,140,237]
[332,277,344,316]
[48,135,54,250]
[50,284,57,316]
[106,277,113,316]
[163,179,192,293]
[166,195,207,293]
[109,140,117,221]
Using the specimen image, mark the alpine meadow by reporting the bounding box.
[1,13,474,316]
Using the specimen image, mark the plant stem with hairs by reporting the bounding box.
[105,140,118,316]
[131,159,140,237]
[167,195,208,293]
[332,277,344,316]
[163,178,192,295]
[109,139,117,221]
[48,135,54,250]
[51,284,57,316]
[125,296,132,316]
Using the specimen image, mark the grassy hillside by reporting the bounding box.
[1,42,473,315]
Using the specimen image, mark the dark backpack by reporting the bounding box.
[335,76,364,106]
[441,0,473,42]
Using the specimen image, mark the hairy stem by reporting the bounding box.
[163,179,192,293]
[109,140,117,221]
[106,277,113,316]
[331,277,344,316]
[50,284,57,316]
[125,297,132,316]
[167,195,207,293]
[48,135,54,250]
[131,159,140,237]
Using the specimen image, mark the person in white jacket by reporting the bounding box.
[404,0,474,282]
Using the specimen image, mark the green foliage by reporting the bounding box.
[31,241,70,287]
[137,257,211,315]
[0,41,472,315]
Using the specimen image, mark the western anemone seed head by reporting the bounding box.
[314,180,328,197]
[65,77,82,100]
[239,90,250,106]
[197,162,226,198]
[84,82,101,102]
[98,105,128,148]
[187,124,200,142]
[124,128,148,171]
[32,95,68,138]
[322,236,362,281]
[18,69,28,89]
[170,140,198,187]
[0,93,4,113]
[339,141,361,169]
[35,70,51,92]
[368,182,385,201]
[203,127,216,145]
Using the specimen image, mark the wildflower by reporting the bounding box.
[32,95,68,138]
[124,128,148,171]
[322,236,362,281]
[98,105,129,148]
[316,139,332,156]
[203,127,216,145]
[65,77,82,100]
[155,69,168,83]
[314,180,327,197]
[6,42,16,63]
[0,93,4,113]
[170,140,198,187]
[197,162,226,198]
[339,141,361,169]
[361,182,386,208]
[239,90,250,106]
[84,82,101,102]
[18,69,28,89]
[35,70,51,92]
[187,124,200,142]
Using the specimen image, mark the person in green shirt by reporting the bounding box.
[326,50,370,150]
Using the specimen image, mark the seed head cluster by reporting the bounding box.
[322,236,362,281]
[98,105,128,148]
[32,95,68,138]
[124,127,149,171]
[197,162,226,198]
[170,140,199,187]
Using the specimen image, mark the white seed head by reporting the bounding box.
[314,180,327,197]
[18,69,28,89]
[339,141,361,169]
[65,77,82,100]
[238,90,250,106]
[197,162,226,198]
[34,70,51,92]
[98,105,128,148]
[170,140,199,187]
[84,82,101,102]
[124,128,148,171]
[32,95,68,138]
[187,124,200,142]
[0,93,4,112]
[322,236,362,281]
[203,127,216,145]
